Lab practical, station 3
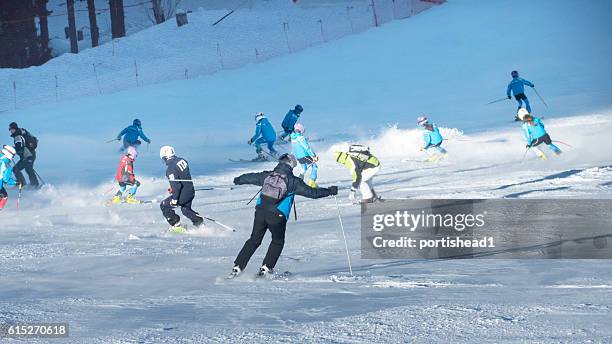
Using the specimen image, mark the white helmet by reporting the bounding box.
[1,145,16,160]
[417,116,429,126]
[517,108,530,121]
[159,146,175,160]
[126,146,138,159]
[255,112,265,122]
[349,144,370,154]
[294,123,305,133]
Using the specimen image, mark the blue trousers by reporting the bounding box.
[254,137,277,154]
[515,93,531,113]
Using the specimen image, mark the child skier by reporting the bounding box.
[116,118,151,150]
[417,116,448,161]
[248,112,278,160]
[0,145,19,211]
[517,108,562,160]
[229,153,338,278]
[334,144,381,203]
[279,104,304,141]
[290,123,319,187]
[507,70,535,114]
[159,146,204,232]
[112,146,143,204]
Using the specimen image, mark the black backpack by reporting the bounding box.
[22,129,39,150]
[261,172,289,201]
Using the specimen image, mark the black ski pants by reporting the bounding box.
[14,154,38,187]
[160,196,203,227]
[234,208,287,270]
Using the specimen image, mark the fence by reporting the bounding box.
[0,0,444,111]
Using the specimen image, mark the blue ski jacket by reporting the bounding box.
[422,124,443,149]
[522,117,547,144]
[290,132,315,159]
[0,156,17,189]
[251,117,277,143]
[281,109,300,132]
[117,124,151,144]
[507,77,534,97]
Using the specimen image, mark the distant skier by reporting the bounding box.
[228,153,338,278]
[417,116,448,160]
[279,104,304,141]
[290,123,319,187]
[0,145,19,211]
[334,144,381,203]
[116,119,151,150]
[507,70,535,114]
[248,112,278,161]
[8,122,39,188]
[159,146,204,232]
[112,146,142,204]
[517,108,562,160]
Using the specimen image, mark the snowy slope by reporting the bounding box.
[1,0,612,342]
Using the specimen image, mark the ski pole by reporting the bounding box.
[553,140,573,148]
[203,216,236,232]
[333,196,353,276]
[486,97,510,105]
[103,183,115,195]
[105,138,117,144]
[16,183,23,212]
[246,188,261,205]
[521,147,530,162]
[34,170,46,186]
[292,199,298,221]
[533,87,549,109]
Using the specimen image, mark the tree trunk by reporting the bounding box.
[151,0,165,24]
[109,0,126,38]
[36,0,50,58]
[66,0,78,53]
[86,0,99,47]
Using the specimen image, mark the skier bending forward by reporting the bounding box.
[517,108,562,160]
[229,153,338,278]
[334,144,381,204]
[159,146,204,232]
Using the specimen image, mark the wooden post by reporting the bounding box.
[37,0,50,58]
[151,0,165,24]
[371,0,379,27]
[66,0,79,53]
[87,0,100,47]
[283,22,292,53]
[134,60,139,86]
[54,74,59,101]
[13,81,17,110]
[217,42,224,69]
[109,0,126,38]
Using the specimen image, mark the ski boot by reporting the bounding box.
[126,194,142,204]
[253,150,268,162]
[111,195,123,204]
[257,265,273,278]
[227,266,242,279]
[168,222,187,234]
[308,180,318,188]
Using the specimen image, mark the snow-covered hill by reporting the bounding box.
[1,0,611,342]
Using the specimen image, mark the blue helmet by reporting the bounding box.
[294,104,303,114]
[133,118,142,127]
[511,70,519,78]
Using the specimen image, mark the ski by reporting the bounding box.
[229,158,270,163]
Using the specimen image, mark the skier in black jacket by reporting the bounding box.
[229,153,338,278]
[8,122,39,188]
[159,145,203,232]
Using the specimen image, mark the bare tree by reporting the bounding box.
[86,0,100,47]
[146,0,182,24]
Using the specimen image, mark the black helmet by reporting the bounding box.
[511,70,519,78]
[133,118,142,127]
[294,104,303,113]
[9,122,18,131]
[278,153,297,168]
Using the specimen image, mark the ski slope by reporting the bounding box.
[1,0,612,342]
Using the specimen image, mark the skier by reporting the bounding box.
[290,123,319,187]
[116,119,151,150]
[334,144,381,203]
[8,122,39,188]
[112,146,142,204]
[0,145,19,211]
[229,153,338,278]
[417,116,448,160]
[517,108,562,160]
[159,146,203,232]
[279,104,304,141]
[507,70,535,114]
[248,112,278,161]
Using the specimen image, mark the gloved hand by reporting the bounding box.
[247,139,253,145]
[16,182,23,189]
[507,95,511,99]
[531,84,535,88]
[116,137,121,141]
[167,187,173,194]
[147,140,152,144]
[329,186,338,195]
[419,147,425,152]
[313,156,319,162]
[525,144,532,149]
[170,199,178,207]
[233,177,240,185]
[349,187,356,200]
